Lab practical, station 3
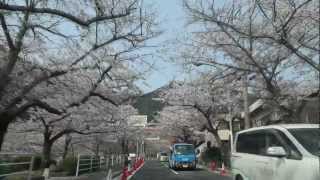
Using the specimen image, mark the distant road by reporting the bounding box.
[130,160,232,180]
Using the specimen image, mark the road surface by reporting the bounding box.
[130,160,232,180]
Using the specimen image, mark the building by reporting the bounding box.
[246,91,319,126]
[296,91,319,124]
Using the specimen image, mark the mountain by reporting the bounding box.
[133,86,168,122]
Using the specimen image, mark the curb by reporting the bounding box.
[111,170,122,179]
[127,162,145,180]
[115,162,145,180]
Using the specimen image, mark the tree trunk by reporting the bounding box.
[42,138,53,168]
[0,50,21,99]
[121,139,126,154]
[94,142,100,157]
[0,114,12,151]
[209,130,222,148]
[121,138,129,154]
[62,134,72,161]
[209,129,230,167]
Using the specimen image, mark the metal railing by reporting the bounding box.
[75,154,125,176]
[145,153,157,160]
[0,153,35,180]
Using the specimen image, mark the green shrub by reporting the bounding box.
[32,156,42,171]
[3,176,25,180]
[201,147,222,164]
[2,175,44,180]
[59,156,77,176]
[0,159,11,176]
[0,156,43,180]
[0,156,32,175]
[10,156,30,172]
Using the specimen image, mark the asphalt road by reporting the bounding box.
[130,160,232,180]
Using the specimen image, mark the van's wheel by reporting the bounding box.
[236,175,243,180]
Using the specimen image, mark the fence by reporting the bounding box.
[145,153,157,160]
[0,153,35,180]
[75,154,125,176]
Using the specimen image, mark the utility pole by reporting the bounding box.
[141,140,144,157]
[243,77,250,129]
[136,139,139,157]
[243,0,255,129]
[227,89,234,152]
[229,115,233,152]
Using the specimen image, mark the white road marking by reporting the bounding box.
[160,161,179,175]
[169,168,179,175]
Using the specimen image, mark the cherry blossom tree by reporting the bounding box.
[160,78,242,147]
[0,0,158,150]
[5,69,140,168]
[180,0,318,127]
[157,106,205,144]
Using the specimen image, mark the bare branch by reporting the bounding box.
[0,13,14,49]
[13,99,63,117]
[0,2,136,27]
[90,92,118,106]
[67,65,113,108]
[6,70,68,110]
[50,128,116,143]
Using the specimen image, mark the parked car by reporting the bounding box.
[159,152,168,162]
[169,143,196,170]
[232,124,320,180]
[128,153,136,163]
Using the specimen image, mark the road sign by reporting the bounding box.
[218,130,230,141]
[128,115,147,127]
[144,137,160,141]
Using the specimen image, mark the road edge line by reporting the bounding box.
[127,162,145,180]
[169,168,179,175]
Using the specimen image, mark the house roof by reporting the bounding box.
[249,99,264,113]
[305,90,319,98]
[241,99,265,118]
[237,124,318,134]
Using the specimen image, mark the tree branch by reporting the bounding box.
[50,128,116,144]
[13,99,63,117]
[67,65,114,108]
[48,113,71,126]
[0,2,136,27]
[90,92,118,106]
[0,13,14,49]
[7,70,68,110]
[29,24,71,38]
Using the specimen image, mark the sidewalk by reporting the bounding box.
[49,172,107,180]
[49,170,122,180]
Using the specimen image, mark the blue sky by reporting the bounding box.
[135,0,229,93]
[137,0,187,93]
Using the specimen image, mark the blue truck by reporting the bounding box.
[169,143,197,170]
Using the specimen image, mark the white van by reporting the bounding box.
[232,124,319,180]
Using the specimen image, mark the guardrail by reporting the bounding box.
[0,153,35,180]
[75,154,125,176]
[145,153,157,160]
